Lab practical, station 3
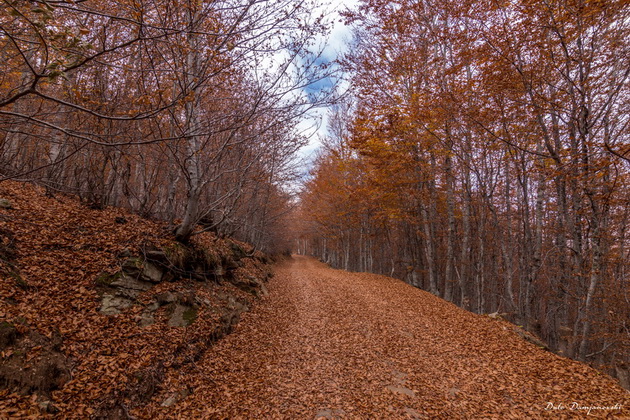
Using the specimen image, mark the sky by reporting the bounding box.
[294,0,358,167]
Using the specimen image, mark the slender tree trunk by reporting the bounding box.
[444,150,455,302]
[175,6,203,242]
[531,142,546,329]
[421,200,438,295]
[502,156,516,312]
[459,150,472,309]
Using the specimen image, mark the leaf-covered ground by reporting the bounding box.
[143,256,629,419]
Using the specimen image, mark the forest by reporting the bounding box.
[1,0,629,405]
[1,0,333,251]
[297,0,629,384]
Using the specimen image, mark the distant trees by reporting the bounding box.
[297,0,629,384]
[1,0,334,252]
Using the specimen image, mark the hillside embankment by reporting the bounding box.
[0,181,273,418]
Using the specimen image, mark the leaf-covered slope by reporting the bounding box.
[0,181,271,418]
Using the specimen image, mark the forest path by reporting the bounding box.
[155,256,629,419]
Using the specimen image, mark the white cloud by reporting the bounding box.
[295,0,358,164]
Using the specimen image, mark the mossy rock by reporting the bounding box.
[95,271,122,287]
[167,304,198,327]
[121,257,143,274]
[183,306,198,324]
[0,198,13,209]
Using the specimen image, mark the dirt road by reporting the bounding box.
[148,256,629,419]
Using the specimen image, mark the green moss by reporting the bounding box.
[95,271,122,287]
[183,306,198,325]
[0,198,13,209]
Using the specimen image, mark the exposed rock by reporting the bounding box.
[229,242,248,259]
[100,294,134,315]
[232,301,248,313]
[141,261,163,283]
[220,310,241,330]
[168,304,198,327]
[110,273,152,294]
[156,291,177,305]
[137,302,159,327]
[177,292,196,307]
[98,269,153,315]
[161,388,191,407]
[120,257,164,283]
[161,394,178,408]
[118,248,132,258]
[95,271,119,287]
[259,283,269,297]
[145,249,168,263]
[231,275,263,295]
[121,257,143,275]
[391,370,408,384]
[487,312,513,321]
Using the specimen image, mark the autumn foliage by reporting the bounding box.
[298,0,630,385]
[0,0,332,251]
